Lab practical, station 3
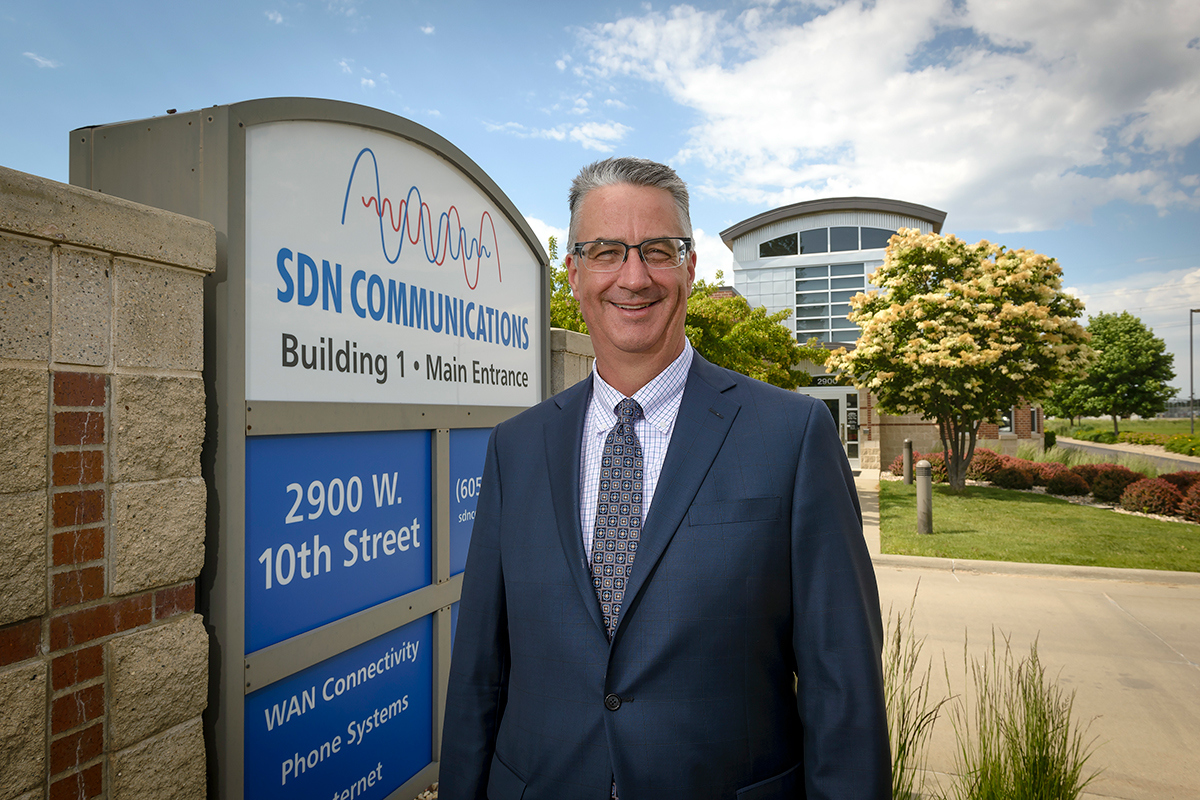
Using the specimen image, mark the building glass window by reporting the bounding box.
[831,263,864,277]
[796,265,829,280]
[999,408,1014,433]
[760,233,798,258]
[860,227,896,249]
[830,226,859,252]
[798,228,829,254]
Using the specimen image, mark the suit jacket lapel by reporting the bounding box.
[618,355,740,636]
[543,375,608,635]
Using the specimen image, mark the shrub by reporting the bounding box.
[1158,471,1200,492]
[991,466,1034,490]
[923,452,947,483]
[1180,483,1200,522]
[1003,458,1053,486]
[1165,434,1200,457]
[1118,431,1170,446]
[1046,470,1090,496]
[1067,463,1107,491]
[966,448,1004,481]
[1090,465,1145,503]
[1035,462,1068,485]
[1071,427,1118,444]
[1119,478,1183,516]
[890,451,947,482]
[1044,431,1057,448]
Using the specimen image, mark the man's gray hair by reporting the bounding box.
[567,157,692,247]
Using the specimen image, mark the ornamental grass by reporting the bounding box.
[942,632,1099,800]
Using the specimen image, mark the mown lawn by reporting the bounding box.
[1048,416,1195,436]
[880,480,1200,572]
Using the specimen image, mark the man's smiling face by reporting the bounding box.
[566,183,696,388]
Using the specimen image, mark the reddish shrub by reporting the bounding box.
[1119,478,1183,516]
[1180,483,1200,522]
[1091,465,1146,503]
[1157,471,1200,492]
[1068,463,1111,491]
[966,448,1004,481]
[1046,470,1090,496]
[921,452,948,483]
[991,466,1034,490]
[1034,462,1067,486]
[889,451,947,482]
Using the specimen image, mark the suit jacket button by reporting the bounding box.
[604,693,622,711]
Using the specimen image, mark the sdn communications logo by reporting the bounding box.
[340,147,501,291]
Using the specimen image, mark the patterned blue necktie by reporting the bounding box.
[591,397,644,641]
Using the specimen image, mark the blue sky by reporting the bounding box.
[5,0,1200,392]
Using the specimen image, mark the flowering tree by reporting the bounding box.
[827,230,1091,490]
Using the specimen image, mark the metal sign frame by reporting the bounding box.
[70,98,550,800]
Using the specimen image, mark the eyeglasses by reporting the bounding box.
[571,237,692,272]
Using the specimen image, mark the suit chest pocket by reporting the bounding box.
[687,495,781,527]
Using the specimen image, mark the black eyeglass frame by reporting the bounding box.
[570,237,693,272]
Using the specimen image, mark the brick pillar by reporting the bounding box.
[1,165,214,800]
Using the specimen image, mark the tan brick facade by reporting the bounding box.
[0,166,214,800]
[862,391,1044,471]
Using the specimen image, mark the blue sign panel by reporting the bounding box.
[448,427,491,577]
[245,615,433,799]
[246,430,432,653]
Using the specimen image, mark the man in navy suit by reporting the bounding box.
[441,157,889,799]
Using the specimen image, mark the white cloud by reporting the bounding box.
[525,217,569,261]
[265,10,283,24]
[577,0,1200,231]
[338,58,353,74]
[485,120,631,152]
[691,228,733,285]
[361,78,375,89]
[23,52,59,68]
[421,24,434,35]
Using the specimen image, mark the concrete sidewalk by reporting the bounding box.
[855,470,1200,800]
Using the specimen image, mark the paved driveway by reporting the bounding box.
[859,470,1200,799]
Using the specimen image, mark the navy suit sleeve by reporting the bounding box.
[440,427,508,800]
[790,402,891,798]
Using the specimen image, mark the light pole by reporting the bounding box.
[1192,309,1200,434]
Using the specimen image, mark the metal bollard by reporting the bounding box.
[915,459,932,534]
[903,439,913,485]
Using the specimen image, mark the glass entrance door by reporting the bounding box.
[797,386,861,470]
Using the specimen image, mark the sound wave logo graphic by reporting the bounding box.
[341,147,501,290]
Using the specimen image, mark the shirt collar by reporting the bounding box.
[591,340,694,435]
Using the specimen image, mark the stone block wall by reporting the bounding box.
[866,393,1045,470]
[0,166,214,800]
[550,327,594,394]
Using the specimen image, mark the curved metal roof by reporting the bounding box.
[719,196,947,246]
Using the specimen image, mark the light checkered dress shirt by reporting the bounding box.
[580,341,694,560]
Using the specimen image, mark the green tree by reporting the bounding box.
[547,236,817,389]
[1043,374,1093,427]
[548,236,588,334]
[1072,311,1175,435]
[827,229,1091,491]
[685,272,825,390]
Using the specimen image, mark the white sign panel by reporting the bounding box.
[246,121,541,405]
